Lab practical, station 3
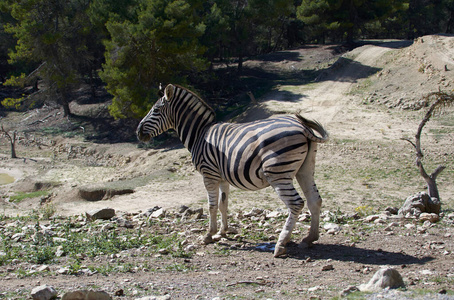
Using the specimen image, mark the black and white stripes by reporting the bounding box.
[137,84,328,257]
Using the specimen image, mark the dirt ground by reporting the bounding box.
[0,35,453,299]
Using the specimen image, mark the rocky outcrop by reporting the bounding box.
[398,192,441,217]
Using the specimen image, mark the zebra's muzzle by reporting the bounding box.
[136,125,152,142]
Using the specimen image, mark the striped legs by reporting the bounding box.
[296,142,322,248]
[218,181,230,237]
[268,176,305,257]
[202,178,229,244]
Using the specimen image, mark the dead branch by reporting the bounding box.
[404,91,454,200]
[0,124,17,158]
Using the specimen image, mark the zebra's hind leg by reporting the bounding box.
[268,177,305,257]
[202,177,220,244]
[296,143,322,248]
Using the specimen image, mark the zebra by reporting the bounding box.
[137,84,329,257]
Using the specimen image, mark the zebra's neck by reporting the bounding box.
[171,87,216,152]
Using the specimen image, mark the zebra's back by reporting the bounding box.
[193,115,321,191]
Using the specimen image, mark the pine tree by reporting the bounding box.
[100,0,208,119]
[3,0,101,116]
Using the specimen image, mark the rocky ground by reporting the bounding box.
[0,35,453,299]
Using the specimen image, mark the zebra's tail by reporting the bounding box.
[295,113,329,143]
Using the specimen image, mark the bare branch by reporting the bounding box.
[431,165,446,180]
[400,137,416,149]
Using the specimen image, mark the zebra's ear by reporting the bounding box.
[164,84,175,102]
[158,83,164,97]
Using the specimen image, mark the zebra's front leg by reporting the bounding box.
[213,181,229,240]
[269,178,304,257]
[202,178,220,244]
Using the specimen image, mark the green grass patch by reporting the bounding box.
[9,190,50,203]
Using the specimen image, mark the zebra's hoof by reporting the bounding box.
[212,233,223,242]
[273,245,286,257]
[202,235,213,245]
[299,241,312,249]
[301,237,316,248]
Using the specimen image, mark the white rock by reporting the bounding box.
[374,218,386,224]
[365,215,379,223]
[404,224,415,229]
[339,286,359,297]
[358,268,405,292]
[184,244,196,252]
[150,208,166,218]
[57,267,70,274]
[31,285,57,300]
[307,286,321,292]
[61,290,112,300]
[419,212,439,223]
[37,265,50,272]
[323,223,341,232]
[55,246,65,257]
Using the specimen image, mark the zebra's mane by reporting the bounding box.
[173,84,216,117]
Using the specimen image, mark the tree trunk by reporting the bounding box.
[404,92,450,202]
[62,102,71,117]
[1,126,17,158]
[10,135,17,159]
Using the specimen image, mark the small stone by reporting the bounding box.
[31,285,57,300]
[365,215,379,222]
[158,248,169,255]
[150,208,166,218]
[419,212,439,223]
[299,213,311,222]
[184,244,196,252]
[420,269,434,275]
[307,286,321,292]
[321,264,334,271]
[385,207,399,215]
[55,246,65,257]
[323,223,341,233]
[244,208,264,217]
[384,222,399,231]
[266,210,284,219]
[115,217,134,228]
[339,285,359,297]
[37,265,50,272]
[57,267,70,274]
[404,224,415,229]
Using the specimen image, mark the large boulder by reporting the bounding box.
[86,207,116,221]
[78,185,134,201]
[398,192,441,217]
[31,285,57,300]
[359,268,405,292]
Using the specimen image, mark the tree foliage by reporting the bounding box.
[297,0,409,44]
[1,0,453,119]
[2,0,101,116]
[100,0,208,119]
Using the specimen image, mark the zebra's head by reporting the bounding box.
[136,84,175,142]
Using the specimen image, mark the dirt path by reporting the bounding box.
[257,41,415,142]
